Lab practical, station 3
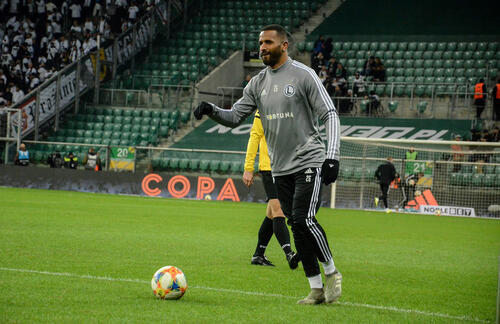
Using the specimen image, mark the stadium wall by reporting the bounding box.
[0,166,331,206]
[308,0,500,41]
[197,51,245,103]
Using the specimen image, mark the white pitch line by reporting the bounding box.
[0,267,491,323]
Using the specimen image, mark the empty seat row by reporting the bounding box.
[449,173,500,187]
[300,41,500,53]
[345,58,498,69]
[152,158,245,173]
[84,107,180,119]
[209,1,318,11]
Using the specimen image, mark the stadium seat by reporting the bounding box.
[219,161,230,173]
[209,160,220,172]
[472,174,484,187]
[417,101,428,113]
[483,174,495,187]
[388,101,398,112]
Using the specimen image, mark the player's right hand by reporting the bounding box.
[193,101,213,120]
[242,170,254,187]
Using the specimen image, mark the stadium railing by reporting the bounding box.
[98,85,196,124]
[216,81,489,119]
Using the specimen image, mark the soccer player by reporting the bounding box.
[194,24,342,305]
[243,109,299,269]
[374,157,397,209]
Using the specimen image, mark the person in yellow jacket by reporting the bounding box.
[243,110,299,269]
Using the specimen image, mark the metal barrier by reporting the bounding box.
[213,81,492,119]
[98,85,196,125]
[217,87,244,109]
[99,89,150,107]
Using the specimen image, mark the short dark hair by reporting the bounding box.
[261,24,289,42]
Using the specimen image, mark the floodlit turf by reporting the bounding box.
[0,187,499,323]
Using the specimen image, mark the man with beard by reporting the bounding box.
[193,25,342,305]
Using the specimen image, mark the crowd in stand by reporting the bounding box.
[0,0,157,109]
[311,35,386,98]
[470,125,500,143]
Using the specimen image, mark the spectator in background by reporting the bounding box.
[471,127,481,141]
[83,147,101,171]
[48,151,63,168]
[69,1,82,23]
[128,2,140,23]
[318,65,328,84]
[326,57,337,76]
[491,126,499,142]
[451,134,464,172]
[352,72,365,97]
[491,79,500,121]
[372,57,385,82]
[313,35,324,55]
[84,17,95,34]
[322,38,333,61]
[82,0,93,18]
[368,90,380,115]
[70,19,82,34]
[93,0,103,17]
[64,152,78,169]
[481,129,491,142]
[473,78,487,119]
[311,51,325,74]
[363,56,375,77]
[335,62,347,79]
[327,75,346,97]
[14,143,30,166]
[11,84,24,103]
[0,0,154,107]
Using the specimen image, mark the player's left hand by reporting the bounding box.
[193,101,213,120]
[242,170,254,187]
[321,159,339,185]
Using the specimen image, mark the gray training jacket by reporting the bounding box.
[209,58,340,177]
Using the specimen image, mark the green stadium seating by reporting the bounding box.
[186,159,198,171]
[199,160,210,171]
[417,101,428,113]
[472,173,484,187]
[209,160,220,172]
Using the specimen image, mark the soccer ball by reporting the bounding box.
[415,190,422,196]
[151,266,188,300]
[435,210,441,216]
[408,179,415,186]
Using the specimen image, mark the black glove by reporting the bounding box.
[193,101,213,120]
[321,159,339,185]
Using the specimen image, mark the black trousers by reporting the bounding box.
[275,167,332,278]
[379,183,390,208]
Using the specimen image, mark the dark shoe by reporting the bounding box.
[251,255,275,266]
[286,252,300,270]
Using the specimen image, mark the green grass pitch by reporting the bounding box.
[0,187,499,323]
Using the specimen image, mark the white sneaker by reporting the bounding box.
[324,270,342,304]
[297,288,325,305]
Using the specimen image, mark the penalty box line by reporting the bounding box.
[0,267,491,323]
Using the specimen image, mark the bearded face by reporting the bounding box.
[259,30,287,68]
